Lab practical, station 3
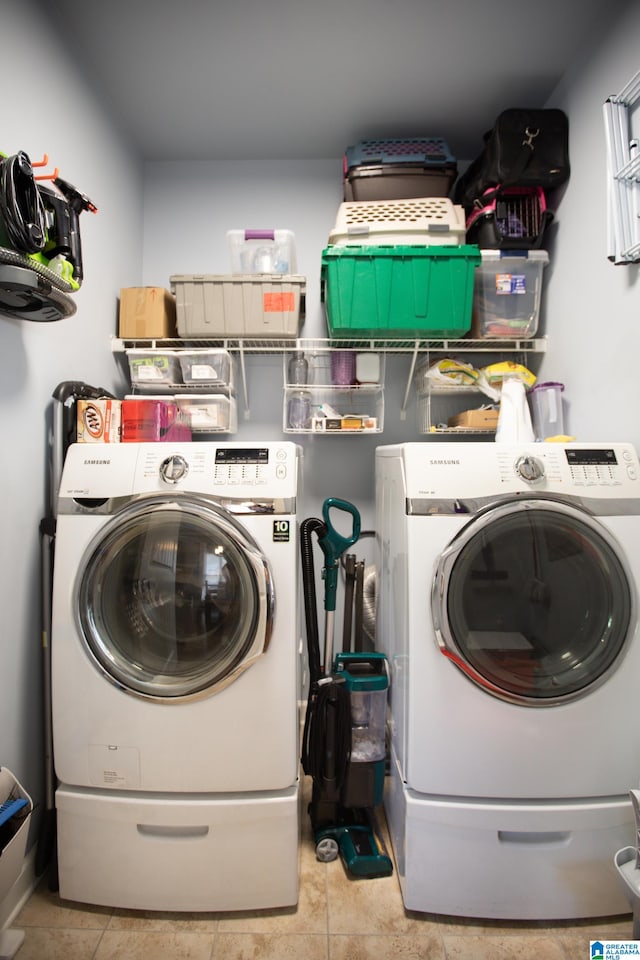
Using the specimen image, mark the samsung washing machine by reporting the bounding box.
[51,441,302,911]
[375,441,640,919]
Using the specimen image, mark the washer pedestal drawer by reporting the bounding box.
[55,782,299,911]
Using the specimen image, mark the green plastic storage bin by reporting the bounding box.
[321,244,481,338]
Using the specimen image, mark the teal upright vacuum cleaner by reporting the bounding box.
[300,497,392,878]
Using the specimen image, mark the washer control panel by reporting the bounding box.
[138,442,298,496]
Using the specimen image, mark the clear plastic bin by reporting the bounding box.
[175,394,238,433]
[227,229,296,274]
[472,250,548,338]
[127,349,182,388]
[177,350,235,391]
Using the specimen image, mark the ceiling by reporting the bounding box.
[36,0,615,162]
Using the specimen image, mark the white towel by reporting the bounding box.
[495,378,535,443]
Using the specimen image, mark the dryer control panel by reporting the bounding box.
[378,441,640,504]
[504,447,636,487]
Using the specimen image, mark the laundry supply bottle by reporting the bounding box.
[287,391,311,429]
[288,351,308,385]
[286,352,310,429]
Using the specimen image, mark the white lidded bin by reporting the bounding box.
[329,197,466,246]
[227,229,297,274]
[472,249,548,338]
[177,350,235,392]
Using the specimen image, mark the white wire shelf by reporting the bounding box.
[112,336,545,425]
[112,336,547,355]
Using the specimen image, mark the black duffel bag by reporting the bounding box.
[454,108,570,210]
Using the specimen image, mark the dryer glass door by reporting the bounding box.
[76,498,272,700]
[433,499,633,705]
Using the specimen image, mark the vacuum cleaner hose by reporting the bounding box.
[0,152,46,254]
[300,516,327,689]
[362,565,376,647]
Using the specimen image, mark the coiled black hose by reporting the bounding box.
[0,152,46,254]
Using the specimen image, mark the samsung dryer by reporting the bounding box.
[375,441,640,919]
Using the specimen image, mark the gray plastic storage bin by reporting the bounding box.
[170,274,306,339]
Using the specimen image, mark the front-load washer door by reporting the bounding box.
[76,496,273,701]
[432,498,633,706]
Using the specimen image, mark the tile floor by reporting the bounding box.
[10,778,635,960]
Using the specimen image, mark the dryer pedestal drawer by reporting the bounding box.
[55,783,299,911]
[385,749,633,920]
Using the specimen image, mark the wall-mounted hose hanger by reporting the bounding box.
[0,149,97,322]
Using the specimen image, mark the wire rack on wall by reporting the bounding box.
[604,68,640,264]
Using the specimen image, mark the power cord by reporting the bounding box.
[0,152,46,254]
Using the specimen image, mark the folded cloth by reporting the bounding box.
[495,377,534,442]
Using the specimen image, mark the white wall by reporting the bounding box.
[543,3,640,444]
[1,0,143,870]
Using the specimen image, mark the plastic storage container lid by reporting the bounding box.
[479,249,549,263]
[345,137,456,170]
[530,381,564,393]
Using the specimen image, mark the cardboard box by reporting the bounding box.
[447,408,499,430]
[77,399,122,442]
[119,287,177,338]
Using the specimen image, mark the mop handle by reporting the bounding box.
[317,498,361,613]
